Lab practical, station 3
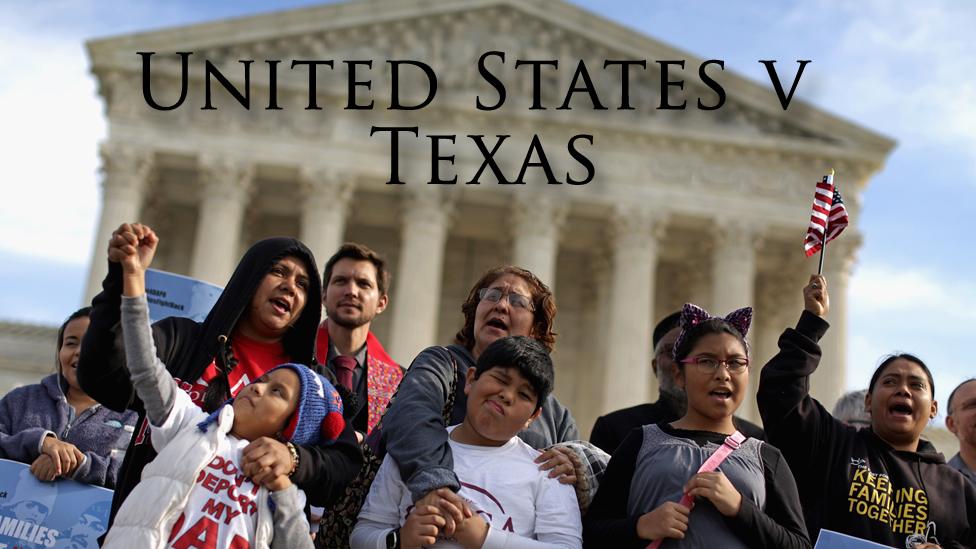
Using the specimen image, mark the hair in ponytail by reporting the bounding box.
[202,335,237,412]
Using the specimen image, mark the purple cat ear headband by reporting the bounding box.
[671,303,753,362]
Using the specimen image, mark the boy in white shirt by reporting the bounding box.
[352,336,582,549]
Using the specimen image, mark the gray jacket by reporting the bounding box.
[381,344,579,501]
[0,373,137,487]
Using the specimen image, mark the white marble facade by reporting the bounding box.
[61,0,896,433]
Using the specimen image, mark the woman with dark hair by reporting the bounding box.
[380,266,579,521]
[583,304,810,548]
[757,275,976,548]
[76,223,361,529]
[0,307,136,487]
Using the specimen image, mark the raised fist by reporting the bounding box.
[108,222,158,275]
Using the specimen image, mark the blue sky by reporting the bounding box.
[1,0,973,421]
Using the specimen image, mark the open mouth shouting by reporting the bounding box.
[270,296,292,316]
[887,400,914,422]
[484,317,509,334]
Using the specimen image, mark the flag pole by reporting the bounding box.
[816,168,835,275]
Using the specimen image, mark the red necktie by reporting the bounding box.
[333,355,357,391]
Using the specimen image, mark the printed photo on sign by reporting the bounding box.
[0,459,113,549]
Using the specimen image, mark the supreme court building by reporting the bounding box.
[6,0,897,433]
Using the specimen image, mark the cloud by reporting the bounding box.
[849,264,976,324]
[848,263,975,423]
[781,1,976,173]
[0,6,104,264]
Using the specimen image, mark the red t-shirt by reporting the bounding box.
[135,335,289,446]
[183,335,288,408]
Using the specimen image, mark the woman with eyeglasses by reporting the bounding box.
[379,266,581,534]
[583,303,810,549]
[757,275,976,548]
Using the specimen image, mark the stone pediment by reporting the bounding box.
[87,0,893,163]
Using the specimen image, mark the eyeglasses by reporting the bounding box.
[478,288,535,311]
[679,356,750,374]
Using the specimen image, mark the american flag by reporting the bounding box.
[803,172,850,257]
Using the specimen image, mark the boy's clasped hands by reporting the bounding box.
[403,487,486,549]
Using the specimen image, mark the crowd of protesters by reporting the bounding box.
[1,222,974,548]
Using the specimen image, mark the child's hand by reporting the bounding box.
[401,504,447,549]
[109,222,158,275]
[111,222,158,297]
[264,474,292,492]
[414,488,470,537]
[453,512,489,549]
[803,274,829,318]
[684,471,742,517]
[636,501,689,541]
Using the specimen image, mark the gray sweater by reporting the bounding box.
[120,294,312,549]
[381,344,580,501]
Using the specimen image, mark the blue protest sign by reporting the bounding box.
[0,459,113,549]
[145,268,223,323]
[815,529,895,549]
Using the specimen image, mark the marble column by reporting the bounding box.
[511,194,567,290]
[189,156,254,285]
[601,206,666,413]
[710,218,761,422]
[753,268,804,426]
[299,167,355,269]
[389,189,454,364]
[84,144,153,302]
[574,253,612,430]
[811,235,860,409]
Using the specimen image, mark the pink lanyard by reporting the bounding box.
[647,430,746,549]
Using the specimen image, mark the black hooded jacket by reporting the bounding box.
[78,237,361,522]
[757,310,976,548]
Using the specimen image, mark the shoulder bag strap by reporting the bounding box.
[647,430,746,549]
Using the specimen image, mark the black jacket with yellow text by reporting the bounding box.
[757,310,976,548]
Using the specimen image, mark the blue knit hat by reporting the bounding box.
[197,363,344,446]
[272,363,345,446]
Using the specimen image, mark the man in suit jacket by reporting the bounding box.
[315,243,403,441]
[590,311,765,454]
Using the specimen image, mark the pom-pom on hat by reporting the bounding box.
[271,363,345,446]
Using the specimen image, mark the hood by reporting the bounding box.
[196,237,322,367]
